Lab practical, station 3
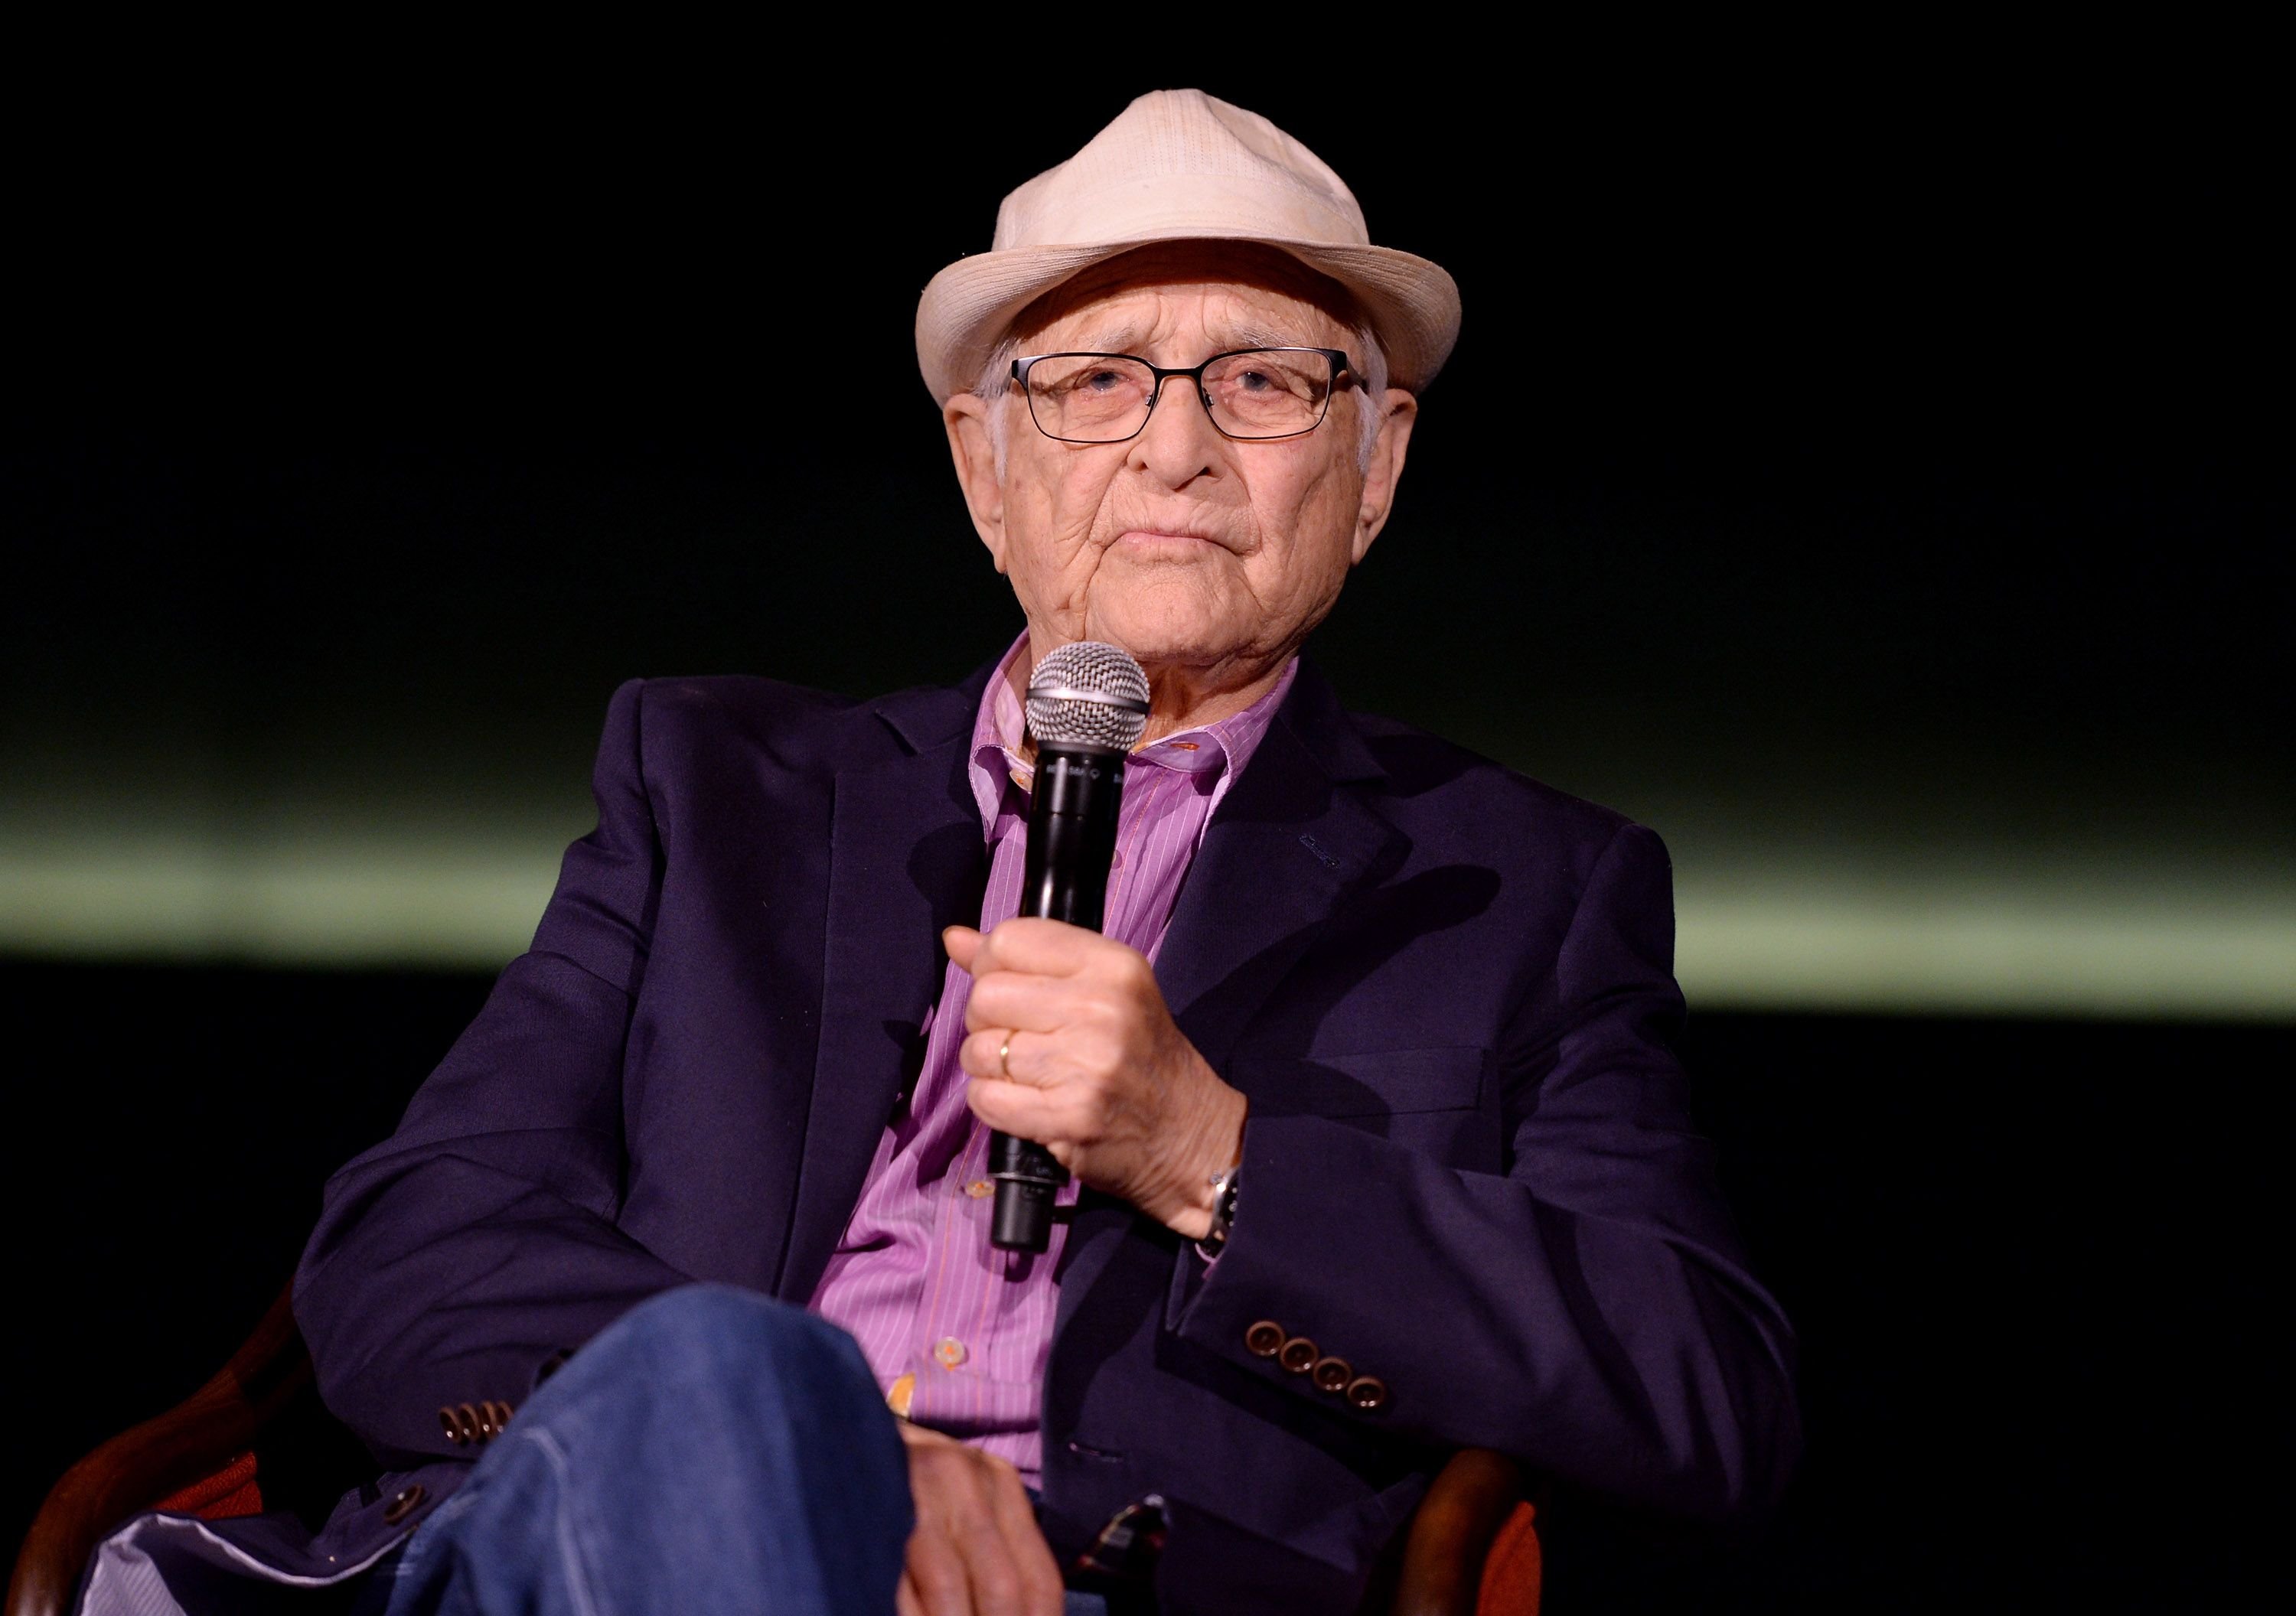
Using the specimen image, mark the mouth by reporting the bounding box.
[1113,527,1237,555]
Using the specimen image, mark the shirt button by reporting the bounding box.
[934,1337,968,1369]
[964,1179,993,1199]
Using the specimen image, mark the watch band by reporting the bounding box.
[1195,1163,1241,1261]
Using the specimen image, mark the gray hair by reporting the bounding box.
[973,322,1392,477]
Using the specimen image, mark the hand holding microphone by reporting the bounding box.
[947,917,1245,1243]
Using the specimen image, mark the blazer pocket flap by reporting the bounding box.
[1236,1045,1488,1119]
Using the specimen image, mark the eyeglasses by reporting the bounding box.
[1011,347,1357,444]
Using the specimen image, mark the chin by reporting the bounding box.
[1082,601,1243,671]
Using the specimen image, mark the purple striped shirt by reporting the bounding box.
[807,637,1295,1481]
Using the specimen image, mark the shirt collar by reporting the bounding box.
[967,633,1297,832]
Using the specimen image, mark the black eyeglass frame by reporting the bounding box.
[1009,347,1358,444]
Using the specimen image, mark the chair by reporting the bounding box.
[8,1285,1539,1615]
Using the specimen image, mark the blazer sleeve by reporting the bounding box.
[1171,823,1800,1521]
[293,679,695,1469]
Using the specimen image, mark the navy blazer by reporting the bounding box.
[270,657,1797,1614]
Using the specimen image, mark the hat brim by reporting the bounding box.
[915,233,1461,402]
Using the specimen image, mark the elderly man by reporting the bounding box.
[77,90,1795,1616]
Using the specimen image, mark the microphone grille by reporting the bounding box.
[1026,641,1151,752]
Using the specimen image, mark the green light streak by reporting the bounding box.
[1674,878,2296,1019]
[4,838,2291,1019]
[0,842,563,969]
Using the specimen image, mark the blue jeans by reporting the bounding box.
[375,1284,1105,1615]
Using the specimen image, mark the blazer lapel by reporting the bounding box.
[1155,660,1401,1084]
[776,677,991,1302]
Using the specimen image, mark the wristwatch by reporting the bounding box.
[1195,1163,1241,1261]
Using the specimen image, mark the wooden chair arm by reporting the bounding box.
[7,1282,311,1616]
[1390,1448,1529,1616]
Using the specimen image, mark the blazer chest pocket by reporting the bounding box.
[1233,1045,1489,1120]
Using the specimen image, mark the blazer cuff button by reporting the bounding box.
[1311,1355,1353,1393]
[1344,1374,1389,1412]
[1244,1321,1286,1358]
[383,1484,427,1525]
[1277,1336,1319,1374]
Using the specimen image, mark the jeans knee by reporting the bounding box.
[428,1288,908,1616]
[589,1284,870,1396]
[517,1284,895,1518]
[624,1281,779,1340]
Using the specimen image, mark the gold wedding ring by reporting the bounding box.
[999,1037,1013,1080]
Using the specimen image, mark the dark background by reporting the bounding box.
[6,60,2289,1611]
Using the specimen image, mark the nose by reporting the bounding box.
[1129,375,1223,487]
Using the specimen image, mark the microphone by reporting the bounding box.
[989,640,1151,1253]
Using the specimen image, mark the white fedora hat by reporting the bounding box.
[915,89,1462,402]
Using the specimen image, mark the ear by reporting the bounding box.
[944,393,1011,574]
[1351,388,1418,565]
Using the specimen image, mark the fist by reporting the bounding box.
[945,918,1245,1238]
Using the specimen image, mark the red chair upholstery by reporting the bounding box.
[149,1451,262,1522]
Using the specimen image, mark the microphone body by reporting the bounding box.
[987,640,1150,1254]
[989,741,1125,1252]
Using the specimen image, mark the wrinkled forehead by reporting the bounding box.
[1011,242,1363,357]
